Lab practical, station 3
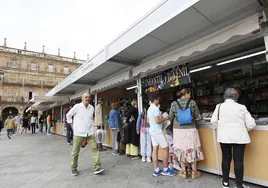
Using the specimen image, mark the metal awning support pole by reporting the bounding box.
[264,36,268,61]
[60,105,63,123]
[137,77,143,113]
[94,93,98,107]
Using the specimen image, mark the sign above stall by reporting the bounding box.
[143,63,191,93]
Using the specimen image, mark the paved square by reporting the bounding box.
[0,133,262,188]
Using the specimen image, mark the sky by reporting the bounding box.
[0,0,162,60]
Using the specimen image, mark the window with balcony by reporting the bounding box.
[10,59,17,68]
[63,67,70,74]
[48,65,54,72]
[28,91,37,101]
[30,63,37,71]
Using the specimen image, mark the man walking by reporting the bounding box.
[14,113,22,135]
[148,94,176,177]
[66,93,105,176]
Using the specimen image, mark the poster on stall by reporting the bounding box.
[142,63,191,93]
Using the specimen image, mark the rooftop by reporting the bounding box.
[0,38,86,64]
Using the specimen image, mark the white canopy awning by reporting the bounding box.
[69,87,90,100]
[46,0,200,96]
[90,68,132,92]
[30,96,69,103]
[33,0,263,107]
[132,14,260,76]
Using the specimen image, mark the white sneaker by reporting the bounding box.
[147,157,152,163]
[141,157,146,162]
[173,163,181,171]
[222,181,229,188]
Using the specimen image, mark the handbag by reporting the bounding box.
[117,131,121,142]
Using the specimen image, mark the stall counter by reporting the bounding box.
[156,122,268,187]
[52,121,66,136]
[195,123,267,186]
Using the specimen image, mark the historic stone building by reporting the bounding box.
[0,38,85,119]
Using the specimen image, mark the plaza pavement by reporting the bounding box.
[0,132,263,188]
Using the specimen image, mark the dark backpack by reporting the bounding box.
[176,100,193,125]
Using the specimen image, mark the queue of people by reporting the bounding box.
[0,88,255,188]
[0,113,54,139]
[105,87,255,188]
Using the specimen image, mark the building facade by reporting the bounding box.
[0,40,84,119]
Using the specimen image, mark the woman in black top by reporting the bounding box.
[124,99,139,159]
[21,115,29,134]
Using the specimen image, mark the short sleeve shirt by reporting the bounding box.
[148,103,162,135]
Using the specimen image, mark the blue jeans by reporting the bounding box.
[47,124,52,134]
[66,124,73,143]
[140,128,152,158]
[39,123,43,133]
[112,129,118,153]
[7,129,13,139]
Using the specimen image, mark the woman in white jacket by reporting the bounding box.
[211,88,256,188]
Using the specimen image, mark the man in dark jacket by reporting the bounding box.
[235,88,251,112]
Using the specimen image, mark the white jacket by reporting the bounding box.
[211,99,256,144]
[66,103,95,137]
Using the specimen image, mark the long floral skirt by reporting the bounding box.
[173,128,204,163]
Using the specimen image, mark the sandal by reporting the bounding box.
[179,170,187,179]
[191,170,201,179]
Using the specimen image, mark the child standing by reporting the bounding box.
[166,128,181,171]
[136,108,152,163]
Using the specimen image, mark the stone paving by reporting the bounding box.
[0,132,263,188]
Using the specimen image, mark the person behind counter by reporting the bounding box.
[169,88,204,179]
[108,102,121,155]
[211,88,256,188]
[235,88,251,112]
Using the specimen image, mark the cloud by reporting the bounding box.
[0,0,162,59]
